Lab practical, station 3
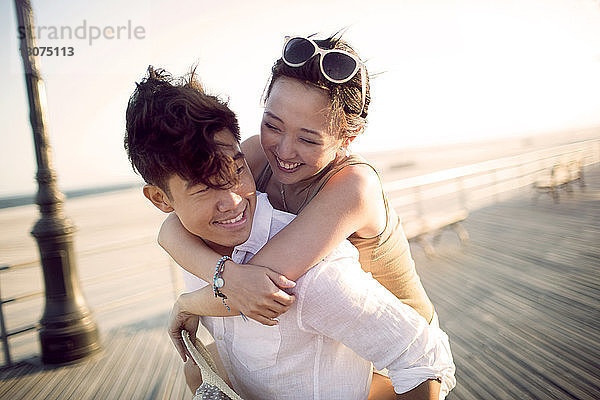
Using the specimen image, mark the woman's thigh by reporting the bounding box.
[368,371,396,400]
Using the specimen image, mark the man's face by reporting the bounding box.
[164,130,256,253]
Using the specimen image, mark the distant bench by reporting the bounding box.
[533,160,585,203]
[401,209,469,258]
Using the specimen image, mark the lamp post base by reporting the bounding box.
[33,220,101,365]
[40,313,101,364]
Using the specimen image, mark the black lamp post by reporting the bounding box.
[14,0,100,364]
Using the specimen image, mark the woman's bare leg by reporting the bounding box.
[368,372,396,400]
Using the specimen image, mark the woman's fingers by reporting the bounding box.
[265,269,296,289]
[218,263,298,325]
[244,312,279,326]
[271,290,296,307]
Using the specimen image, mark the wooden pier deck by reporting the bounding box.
[0,165,599,400]
[416,165,600,400]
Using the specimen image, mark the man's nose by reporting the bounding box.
[216,189,243,213]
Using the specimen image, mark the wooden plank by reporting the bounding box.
[0,323,188,400]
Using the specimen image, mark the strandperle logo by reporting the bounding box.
[18,19,146,46]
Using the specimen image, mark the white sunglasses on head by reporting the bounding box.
[282,36,366,115]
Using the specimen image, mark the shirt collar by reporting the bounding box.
[233,192,273,255]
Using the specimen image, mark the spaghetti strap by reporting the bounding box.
[255,162,273,193]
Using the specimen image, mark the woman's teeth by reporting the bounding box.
[220,212,244,224]
[277,157,301,170]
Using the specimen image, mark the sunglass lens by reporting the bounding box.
[322,52,357,81]
[284,38,315,65]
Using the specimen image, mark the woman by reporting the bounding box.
[161,34,434,326]
[163,33,443,399]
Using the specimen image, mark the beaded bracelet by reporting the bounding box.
[213,256,248,321]
[213,255,232,311]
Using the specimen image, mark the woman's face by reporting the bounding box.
[260,77,345,185]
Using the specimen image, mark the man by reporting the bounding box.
[125,66,455,400]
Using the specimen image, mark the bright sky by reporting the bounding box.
[2,0,600,196]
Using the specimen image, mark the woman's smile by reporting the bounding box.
[274,154,303,172]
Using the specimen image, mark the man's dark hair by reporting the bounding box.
[125,66,241,195]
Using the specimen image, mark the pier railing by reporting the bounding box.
[0,262,41,366]
[385,139,599,234]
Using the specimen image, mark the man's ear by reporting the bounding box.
[143,184,174,213]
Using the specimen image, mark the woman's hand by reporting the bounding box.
[221,261,296,326]
[168,294,200,362]
[168,264,296,362]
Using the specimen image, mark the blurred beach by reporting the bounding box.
[2,125,598,209]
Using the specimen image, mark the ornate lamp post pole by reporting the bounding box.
[14,0,100,364]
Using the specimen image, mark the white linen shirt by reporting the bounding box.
[183,193,455,400]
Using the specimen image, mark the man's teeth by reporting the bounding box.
[277,157,301,170]
[220,212,244,224]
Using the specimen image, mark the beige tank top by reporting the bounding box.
[256,155,434,322]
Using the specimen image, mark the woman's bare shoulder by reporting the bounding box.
[323,162,386,236]
[326,161,381,197]
[241,135,268,179]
